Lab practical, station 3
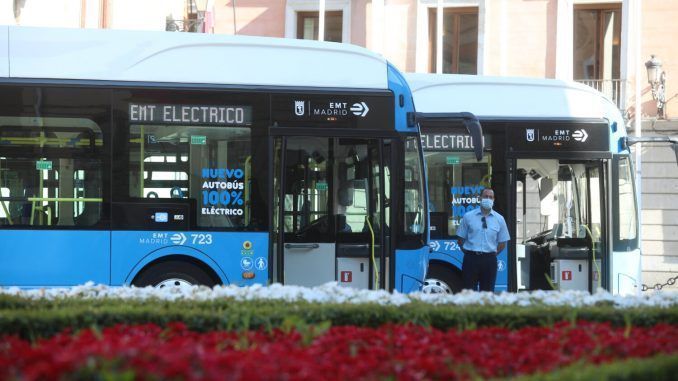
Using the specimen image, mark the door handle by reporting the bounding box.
[284,243,320,249]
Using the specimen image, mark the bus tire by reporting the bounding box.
[422,264,462,294]
[132,260,219,288]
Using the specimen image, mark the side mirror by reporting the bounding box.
[463,118,484,161]
[625,136,678,165]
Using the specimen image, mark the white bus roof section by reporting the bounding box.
[5,26,389,89]
[406,73,622,122]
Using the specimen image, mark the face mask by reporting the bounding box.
[481,198,494,210]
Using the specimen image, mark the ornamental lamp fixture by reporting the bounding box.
[645,54,667,117]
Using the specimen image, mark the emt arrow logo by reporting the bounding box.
[429,241,441,251]
[572,129,588,142]
[350,102,369,117]
[170,233,187,245]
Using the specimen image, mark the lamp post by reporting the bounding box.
[232,0,237,35]
[645,54,667,118]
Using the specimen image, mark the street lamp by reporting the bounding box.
[645,54,667,117]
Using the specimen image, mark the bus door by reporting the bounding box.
[273,136,388,289]
[512,158,607,292]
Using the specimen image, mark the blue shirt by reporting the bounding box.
[456,208,510,253]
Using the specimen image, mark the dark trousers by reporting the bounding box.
[462,252,497,292]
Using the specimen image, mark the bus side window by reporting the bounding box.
[613,156,638,251]
[127,124,252,229]
[0,117,104,227]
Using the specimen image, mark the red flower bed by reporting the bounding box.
[1,321,676,380]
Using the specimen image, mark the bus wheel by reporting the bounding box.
[132,260,218,288]
[422,265,462,294]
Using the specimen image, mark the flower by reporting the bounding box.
[1,321,676,380]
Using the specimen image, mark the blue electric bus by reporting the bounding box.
[0,26,482,292]
[407,73,671,295]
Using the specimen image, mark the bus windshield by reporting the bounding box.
[425,145,491,239]
[517,160,601,242]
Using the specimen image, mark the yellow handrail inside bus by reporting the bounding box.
[37,160,44,225]
[28,198,103,226]
[29,204,51,226]
[365,215,378,290]
[582,224,602,291]
[27,197,103,202]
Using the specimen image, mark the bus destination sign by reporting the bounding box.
[129,104,252,126]
[508,123,609,152]
[416,133,490,152]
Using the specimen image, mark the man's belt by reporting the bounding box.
[464,250,496,255]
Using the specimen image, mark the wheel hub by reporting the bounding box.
[155,278,193,288]
[421,278,453,294]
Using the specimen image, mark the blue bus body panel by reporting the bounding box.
[387,64,416,133]
[395,247,428,293]
[388,64,429,293]
[0,230,109,286]
[111,231,269,286]
[429,240,508,292]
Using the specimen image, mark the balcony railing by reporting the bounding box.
[166,18,204,33]
[575,78,627,112]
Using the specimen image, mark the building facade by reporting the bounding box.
[3,0,677,291]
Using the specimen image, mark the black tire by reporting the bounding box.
[422,264,463,294]
[132,260,218,288]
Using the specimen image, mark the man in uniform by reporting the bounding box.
[456,188,509,292]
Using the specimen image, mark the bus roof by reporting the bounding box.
[0,26,389,89]
[405,73,624,123]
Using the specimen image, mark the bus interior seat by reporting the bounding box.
[74,204,101,226]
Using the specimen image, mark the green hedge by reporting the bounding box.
[509,354,678,381]
[1,294,677,339]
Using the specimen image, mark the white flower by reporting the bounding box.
[1,282,676,308]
